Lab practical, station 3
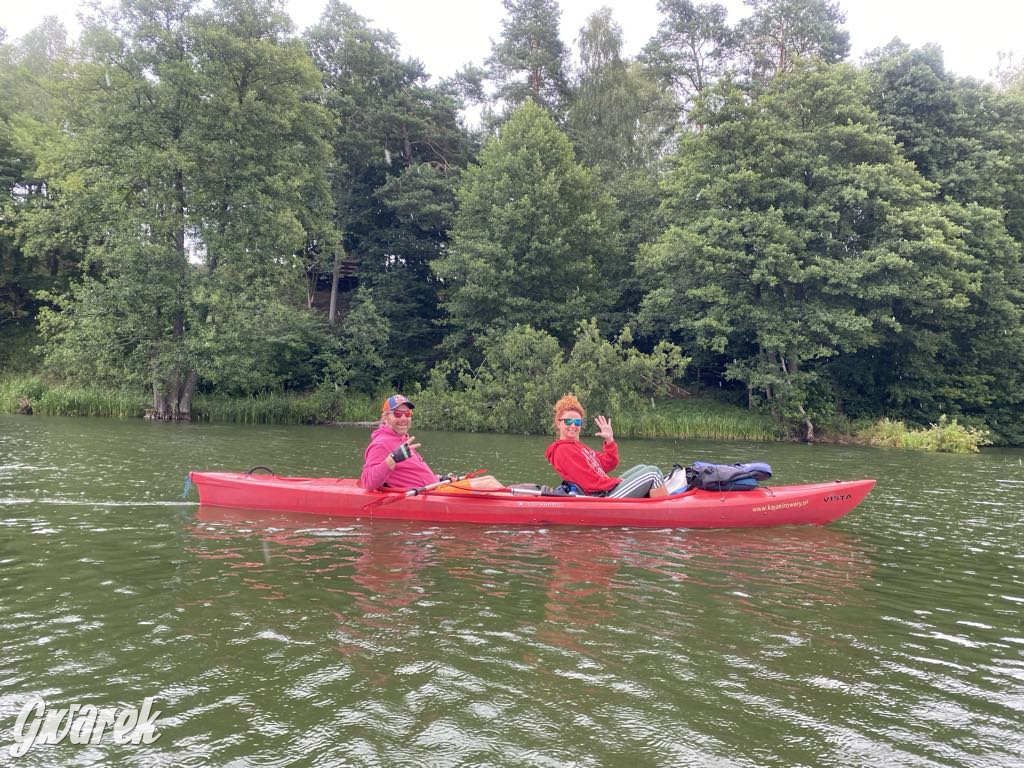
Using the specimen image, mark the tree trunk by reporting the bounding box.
[306,270,316,309]
[150,368,198,421]
[798,404,814,442]
[328,247,343,326]
[178,369,198,419]
[779,352,814,441]
[327,246,352,327]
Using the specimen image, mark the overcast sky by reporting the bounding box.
[3,0,1021,82]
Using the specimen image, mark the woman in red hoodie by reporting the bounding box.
[544,394,664,497]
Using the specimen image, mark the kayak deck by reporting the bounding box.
[189,472,875,529]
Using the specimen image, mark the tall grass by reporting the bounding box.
[609,398,783,441]
[192,388,378,425]
[0,375,147,418]
[1,375,380,424]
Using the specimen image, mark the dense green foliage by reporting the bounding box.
[416,320,687,434]
[3,1,1024,445]
[857,415,992,454]
[433,102,617,349]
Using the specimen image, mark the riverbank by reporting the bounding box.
[0,375,781,440]
[0,375,992,451]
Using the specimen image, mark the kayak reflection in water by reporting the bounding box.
[360,394,503,492]
[545,394,665,498]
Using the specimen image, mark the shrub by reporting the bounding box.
[414,321,688,434]
[857,415,991,453]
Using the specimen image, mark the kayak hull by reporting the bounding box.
[189,472,875,529]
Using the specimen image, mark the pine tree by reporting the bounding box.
[486,0,571,121]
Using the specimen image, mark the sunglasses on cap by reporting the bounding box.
[561,418,583,427]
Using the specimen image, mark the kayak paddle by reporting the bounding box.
[362,469,486,509]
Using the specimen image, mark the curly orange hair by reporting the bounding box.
[553,393,585,424]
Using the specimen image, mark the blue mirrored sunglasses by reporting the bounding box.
[561,418,583,427]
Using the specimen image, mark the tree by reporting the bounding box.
[826,201,1024,443]
[324,284,390,394]
[639,61,977,438]
[305,1,404,326]
[568,8,676,176]
[486,0,571,120]
[865,41,1024,242]
[564,9,678,334]
[736,0,849,80]
[32,0,333,417]
[0,17,77,368]
[641,0,736,119]
[305,2,472,381]
[433,101,615,351]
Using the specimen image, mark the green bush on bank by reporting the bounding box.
[414,322,690,435]
[408,322,777,440]
[856,415,992,453]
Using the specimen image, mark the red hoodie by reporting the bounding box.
[545,438,620,494]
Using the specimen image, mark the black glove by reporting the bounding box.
[390,443,412,463]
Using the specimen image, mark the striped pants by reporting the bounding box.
[608,464,664,498]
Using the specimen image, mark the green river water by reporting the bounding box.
[1,414,1022,767]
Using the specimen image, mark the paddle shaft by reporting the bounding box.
[365,469,486,509]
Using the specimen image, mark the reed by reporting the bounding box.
[612,399,783,441]
[192,388,379,425]
[1,375,380,424]
[0,375,147,418]
[0,375,37,413]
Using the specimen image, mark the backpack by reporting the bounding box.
[685,461,772,491]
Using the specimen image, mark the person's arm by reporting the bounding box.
[360,441,395,490]
[598,439,619,473]
[594,415,619,472]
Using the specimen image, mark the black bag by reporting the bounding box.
[685,461,772,491]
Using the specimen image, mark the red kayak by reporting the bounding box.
[188,471,875,529]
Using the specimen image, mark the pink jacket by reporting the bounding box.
[360,425,438,490]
